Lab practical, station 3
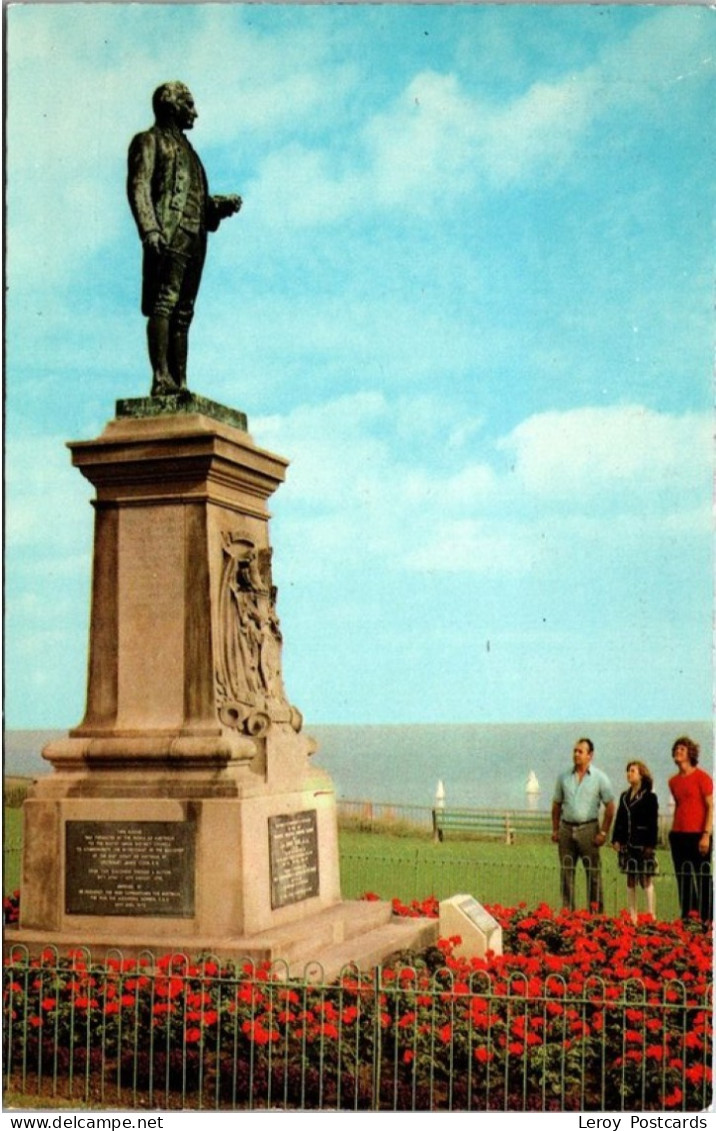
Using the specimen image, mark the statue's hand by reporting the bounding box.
[144,231,166,254]
[216,194,242,217]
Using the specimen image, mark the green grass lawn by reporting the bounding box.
[338,824,573,906]
[340,826,556,864]
[338,825,679,919]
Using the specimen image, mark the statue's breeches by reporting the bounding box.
[142,228,207,325]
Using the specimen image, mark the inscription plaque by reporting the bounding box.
[269,810,319,909]
[458,894,500,935]
[65,821,195,917]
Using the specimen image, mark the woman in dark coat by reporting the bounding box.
[612,761,659,922]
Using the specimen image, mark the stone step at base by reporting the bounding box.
[246,898,394,961]
[4,902,437,980]
[287,915,439,983]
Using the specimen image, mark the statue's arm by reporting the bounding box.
[206,193,242,232]
[127,131,162,242]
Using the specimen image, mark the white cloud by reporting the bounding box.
[499,405,711,502]
[394,394,477,444]
[246,8,716,226]
[365,71,479,207]
[255,397,711,580]
[251,62,596,223]
[598,7,715,96]
[478,73,597,185]
[252,53,603,223]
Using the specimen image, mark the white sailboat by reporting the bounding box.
[526,771,540,795]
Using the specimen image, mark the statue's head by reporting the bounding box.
[152,81,197,129]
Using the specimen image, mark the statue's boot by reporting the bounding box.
[148,316,179,396]
[169,328,189,391]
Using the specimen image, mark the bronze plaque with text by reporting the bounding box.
[65,820,195,917]
[269,810,319,909]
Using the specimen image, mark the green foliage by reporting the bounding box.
[338,813,434,840]
[4,781,30,809]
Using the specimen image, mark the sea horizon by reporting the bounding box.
[5,719,712,813]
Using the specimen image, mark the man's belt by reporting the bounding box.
[561,819,598,827]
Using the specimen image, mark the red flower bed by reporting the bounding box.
[389,893,712,986]
[380,897,712,1110]
[3,899,712,1111]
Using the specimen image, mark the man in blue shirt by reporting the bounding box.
[551,738,615,912]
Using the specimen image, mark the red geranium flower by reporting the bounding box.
[664,1087,683,1108]
[155,976,184,999]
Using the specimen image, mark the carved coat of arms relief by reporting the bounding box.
[215,531,300,737]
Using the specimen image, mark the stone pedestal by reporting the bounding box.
[16,399,347,957]
[12,396,437,974]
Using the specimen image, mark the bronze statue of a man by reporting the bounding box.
[127,82,242,396]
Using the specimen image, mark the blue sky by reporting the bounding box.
[5,2,715,728]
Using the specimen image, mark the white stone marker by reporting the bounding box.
[439,893,503,959]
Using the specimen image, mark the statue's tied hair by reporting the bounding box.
[153,81,190,121]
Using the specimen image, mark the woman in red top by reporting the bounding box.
[668,736,713,925]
